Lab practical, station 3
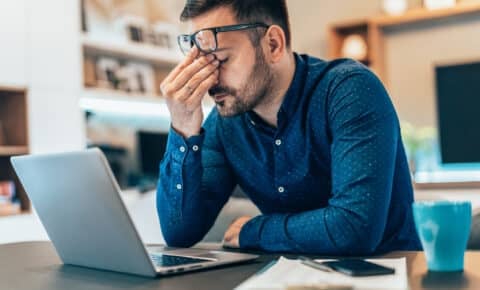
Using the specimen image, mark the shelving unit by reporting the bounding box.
[79,0,193,123]
[80,87,214,118]
[328,2,480,84]
[81,34,183,66]
[0,88,30,215]
[0,146,29,156]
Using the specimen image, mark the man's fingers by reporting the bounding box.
[177,70,218,112]
[180,67,219,103]
[182,60,220,97]
[161,47,199,93]
[223,222,239,242]
[170,54,216,92]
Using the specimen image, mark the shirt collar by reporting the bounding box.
[277,53,307,125]
[246,53,307,130]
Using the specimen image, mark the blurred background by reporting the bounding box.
[1,0,480,246]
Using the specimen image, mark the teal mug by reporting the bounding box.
[413,201,472,272]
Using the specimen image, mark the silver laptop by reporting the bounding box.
[11,148,258,277]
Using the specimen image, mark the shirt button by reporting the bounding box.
[250,120,256,126]
[278,186,285,193]
[275,139,282,146]
[176,184,182,190]
[192,145,199,152]
[179,146,186,153]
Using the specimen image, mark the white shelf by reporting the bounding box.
[0,146,29,156]
[81,34,183,66]
[82,87,163,103]
[0,84,26,93]
[80,88,214,118]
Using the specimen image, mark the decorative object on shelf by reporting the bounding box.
[113,15,179,51]
[96,57,120,89]
[341,34,368,62]
[424,0,456,10]
[122,62,156,94]
[117,15,148,43]
[0,121,5,146]
[383,0,408,15]
[0,181,15,204]
[95,57,155,95]
[152,22,179,50]
[83,0,120,43]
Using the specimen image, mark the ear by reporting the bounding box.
[263,25,287,64]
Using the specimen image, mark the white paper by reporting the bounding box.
[235,257,407,290]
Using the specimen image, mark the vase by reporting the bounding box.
[383,0,408,15]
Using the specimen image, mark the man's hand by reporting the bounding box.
[160,47,220,138]
[222,216,252,248]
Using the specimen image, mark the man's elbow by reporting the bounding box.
[333,228,383,256]
[160,223,205,248]
[163,233,198,248]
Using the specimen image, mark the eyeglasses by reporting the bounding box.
[177,23,269,55]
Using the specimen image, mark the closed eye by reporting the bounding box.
[219,58,229,64]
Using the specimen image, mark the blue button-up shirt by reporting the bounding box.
[157,53,421,255]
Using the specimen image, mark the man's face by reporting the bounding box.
[191,6,274,117]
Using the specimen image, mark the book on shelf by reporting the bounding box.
[0,181,15,205]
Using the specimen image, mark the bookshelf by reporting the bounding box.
[81,34,183,66]
[80,0,183,110]
[328,2,480,85]
[0,88,30,215]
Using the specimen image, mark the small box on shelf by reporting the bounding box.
[0,180,15,204]
[0,179,23,217]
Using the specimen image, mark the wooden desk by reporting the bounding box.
[0,242,478,290]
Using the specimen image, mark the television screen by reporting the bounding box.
[435,61,480,164]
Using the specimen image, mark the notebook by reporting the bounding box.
[235,256,408,290]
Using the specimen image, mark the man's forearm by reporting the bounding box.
[157,126,235,247]
[239,204,386,255]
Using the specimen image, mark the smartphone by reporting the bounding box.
[322,259,395,277]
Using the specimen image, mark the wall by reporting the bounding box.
[0,0,27,87]
[26,0,85,153]
[287,0,480,127]
[385,13,480,127]
[0,0,85,154]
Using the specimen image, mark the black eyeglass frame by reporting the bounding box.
[177,22,270,55]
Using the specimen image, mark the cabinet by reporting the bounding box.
[0,87,30,215]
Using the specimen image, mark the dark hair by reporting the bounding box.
[180,0,291,48]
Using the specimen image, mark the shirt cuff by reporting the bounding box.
[166,127,205,164]
[239,215,265,249]
[239,214,301,252]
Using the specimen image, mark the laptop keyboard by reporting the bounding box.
[150,254,212,267]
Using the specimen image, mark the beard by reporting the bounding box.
[208,47,274,117]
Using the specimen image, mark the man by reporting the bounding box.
[157,0,421,255]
